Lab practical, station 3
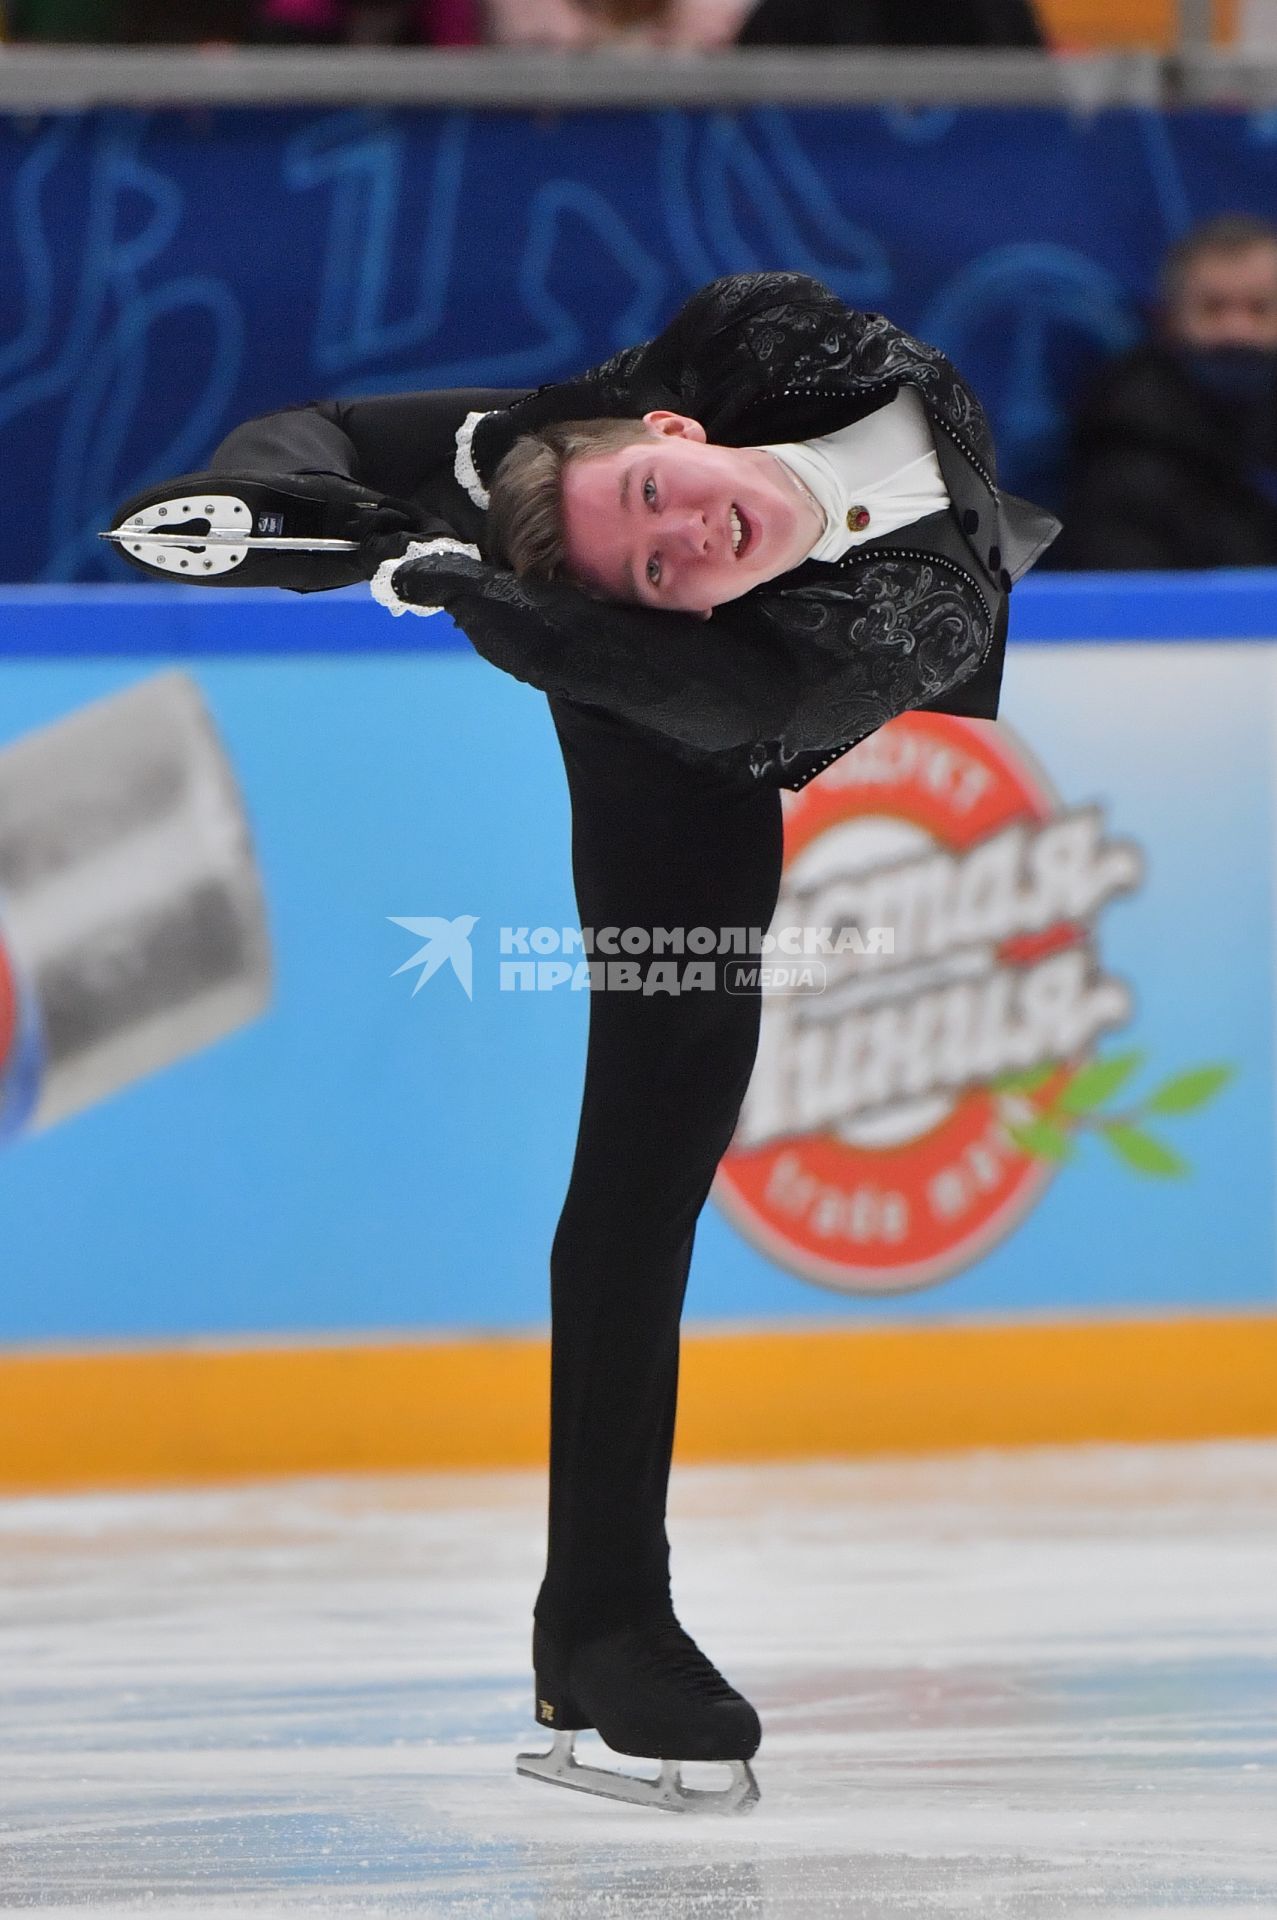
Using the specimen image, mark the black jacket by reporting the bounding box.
[1056,342,1277,571]
[393,273,1058,788]
[130,272,1057,790]
[737,0,1045,47]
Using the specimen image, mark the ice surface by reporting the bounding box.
[0,1441,1274,1916]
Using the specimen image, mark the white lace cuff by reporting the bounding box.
[455,409,495,510]
[369,538,481,619]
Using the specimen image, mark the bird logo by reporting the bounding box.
[389,915,478,1000]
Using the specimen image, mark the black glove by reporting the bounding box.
[320,493,436,578]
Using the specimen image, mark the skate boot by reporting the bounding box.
[516,1617,761,1813]
[100,473,396,588]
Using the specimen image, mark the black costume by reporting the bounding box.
[115,272,1057,1653]
[1056,341,1277,571]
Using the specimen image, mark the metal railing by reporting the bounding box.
[1176,0,1216,51]
[0,43,1272,111]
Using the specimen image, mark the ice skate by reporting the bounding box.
[516,1618,761,1814]
[100,474,366,581]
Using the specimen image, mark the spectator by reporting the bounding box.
[7,0,482,42]
[485,0,1045,45]
[9,1,260,41]
[6,0,1044,45]
[483,0,748,49]
[735,1,1045,46]
[122,2,250,39]
[250,0,480,41]
[5,0,123,36]
[1056,214,1277,569]
[480,0,597,46]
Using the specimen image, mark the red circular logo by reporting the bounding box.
[715,711,1108,1296]
[0,932,16,1080]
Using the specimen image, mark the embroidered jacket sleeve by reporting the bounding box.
[737,558,992,779]
[383,535,992,786]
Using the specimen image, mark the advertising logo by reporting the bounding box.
[389,915,479,999]
[714,712,1148,1295]
[0,913,43,1143]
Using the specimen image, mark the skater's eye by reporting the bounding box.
[646,555,662,588]
[643,476,658,508]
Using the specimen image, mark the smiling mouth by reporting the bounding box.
[730,503,754,560]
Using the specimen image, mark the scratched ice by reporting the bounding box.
[0,1441,1273,1916]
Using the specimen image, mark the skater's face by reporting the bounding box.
[559,412,825,616]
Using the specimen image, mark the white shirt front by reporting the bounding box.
[759,388,951,565]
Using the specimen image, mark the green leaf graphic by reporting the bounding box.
[1005,1119,1075,1162]
[993,1065,1058,1094]
[1143,1065,1235,1115]
[1101,1124,1189,1178]
[1053,1050,1145,1117]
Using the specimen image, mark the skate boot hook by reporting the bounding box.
[516,1618,761,1814]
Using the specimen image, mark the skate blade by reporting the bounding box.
[516,1730,760,1815]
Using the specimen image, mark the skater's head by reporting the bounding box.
[487,412,823,617]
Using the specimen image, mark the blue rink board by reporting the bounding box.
[0,578,1273,1344]
[6,570,1277,652]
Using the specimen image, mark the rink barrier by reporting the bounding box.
[4,578,1277,1488]
[0,48,1175,114]
[2,46,1272,114]
[0,1311,1274,1493]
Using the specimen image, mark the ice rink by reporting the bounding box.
[1,1440,1273,1917]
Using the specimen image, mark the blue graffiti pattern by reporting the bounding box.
[2,103,1274,584]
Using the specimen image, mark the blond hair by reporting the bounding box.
[487,417,652,583]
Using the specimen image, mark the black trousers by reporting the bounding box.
[538,698,783,1642]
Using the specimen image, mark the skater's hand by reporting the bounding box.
[345,501,434,579]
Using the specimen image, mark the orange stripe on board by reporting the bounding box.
[0,1313,1273,1494]
[677,1313,1277,1462]
[1035,0,1237,47]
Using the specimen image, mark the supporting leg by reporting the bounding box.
[535,699,783,1642]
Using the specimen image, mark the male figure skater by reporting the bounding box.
[110,271,1058,1812]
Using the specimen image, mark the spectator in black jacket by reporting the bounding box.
[736,0,1045,46]
[1057,214,1277,570]
[487,0,1046,46]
